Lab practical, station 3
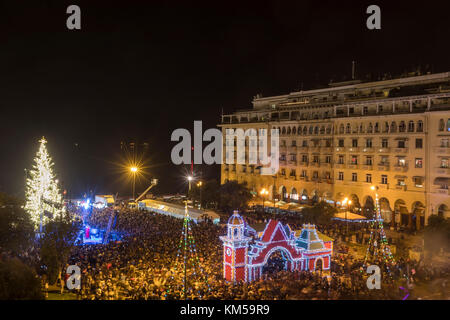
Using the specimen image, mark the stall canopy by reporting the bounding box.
[139,199,220,224]
[333,211,368,222]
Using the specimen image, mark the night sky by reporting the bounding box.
[1,0,450,198]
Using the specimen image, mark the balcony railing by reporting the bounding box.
[377,147,390,153]
[361,165,373,170]
[348,147,359,152]
[434,147,450,155]
[393,147,408,153]
[436,167,450,174]
[362,147,374,153]
[377,164,390,171]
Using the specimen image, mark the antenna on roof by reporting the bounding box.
[352,61,356,80]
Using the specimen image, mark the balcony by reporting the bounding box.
[393,147,408,153]
[348,147,359,152]
[377,163,390,171]
[436,188,450,195]
[393,165,408,172]
[299,147,309,152]
[434,147,450,155]
[347,163,359,169]
[334,163,345,169]
[322,147,333,153]
[377,147,390,153]
[361,147,374,153]
[395,185,407,191]
[361,165,373,170]
[436,167,450,175]
[300,161,309,167]
[322,163,332,168]
[289,160,297,165]
[335,147,346,152]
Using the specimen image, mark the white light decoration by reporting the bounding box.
[25,137,65,230]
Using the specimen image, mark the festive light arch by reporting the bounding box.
[220,211,333,282]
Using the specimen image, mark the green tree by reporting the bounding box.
[218,180,252,213]
[0,257,44,300]
[189,180,220,209]
[39,217,82,284]
[301,201,337,226]
[424,214,450,253]
[0,206,34,255]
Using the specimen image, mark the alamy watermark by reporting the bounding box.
[171,121,279,175]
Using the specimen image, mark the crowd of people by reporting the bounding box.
[59,206,434,300]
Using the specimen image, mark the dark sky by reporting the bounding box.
[1,0,450,198]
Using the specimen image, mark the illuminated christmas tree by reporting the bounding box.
[166,202,210,299]
[25,137,64,231]
[363,187,395,274]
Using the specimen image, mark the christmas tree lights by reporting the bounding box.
[166,202,210,299]
[363,188,395,275]
[25,137,65,231]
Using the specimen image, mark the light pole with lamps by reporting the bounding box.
[342,197,351,235]
[197,181,202,209]
[260,188,269,212]
[130,166,138,200]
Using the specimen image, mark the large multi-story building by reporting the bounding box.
[219,72,450,230]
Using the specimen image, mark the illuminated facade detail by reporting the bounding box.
[220,211,333,282]
[220,72,450,229]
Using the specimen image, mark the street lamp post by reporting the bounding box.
[197,181,202,209]
[130,166,138,200]
[260,188,269,213]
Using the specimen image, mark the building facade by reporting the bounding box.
[219,72,450,230]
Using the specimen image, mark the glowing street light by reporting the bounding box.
[197,181,203,209]
[260,188,269,212]
[130,166,139,200]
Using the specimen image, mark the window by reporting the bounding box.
[414,177,423,188]
[291,140,296,146]
[379,105,383,113]
[352,173,357,182]
[441,158,449,168]
[408,121,415,132]
[302,140,308,147]
[399,121,406,132]
[381,175,388,184]
[374,122,379,133]
[242,165,246,173]
[313,171,319,179]
[349,107,354,114]
[382,139,388,148]
[417,120,423,132]
[325,155,332,163]
[302,155,308,163]
[397,179,406,186]
[416,138,423,149]
[250,165,254,173]
[290,169,296,176]
[366,174,372,183]
[439,119,445,131]
[280,154,286,161]
[366,156,373,165]
[415,158,423,168]
[380,155,389,165]
[352,139,358,147]
[301,170,307,177]
[398,140,405,148]
[397,157,406,167]
[281,140,286,147]
[346,123,351,133]
[313,155,319,163]
[338,139,344,147]
[366,139,372,148]
[281,168,286,175]
[351,155,358,165]
[390,122,397,133]
[363,106,368,115]
[290,154,296,161]
[338,155,344,164]
[338,172,344,180]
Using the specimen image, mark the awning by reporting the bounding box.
[333,211,367,221]
[434,177,450,185]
